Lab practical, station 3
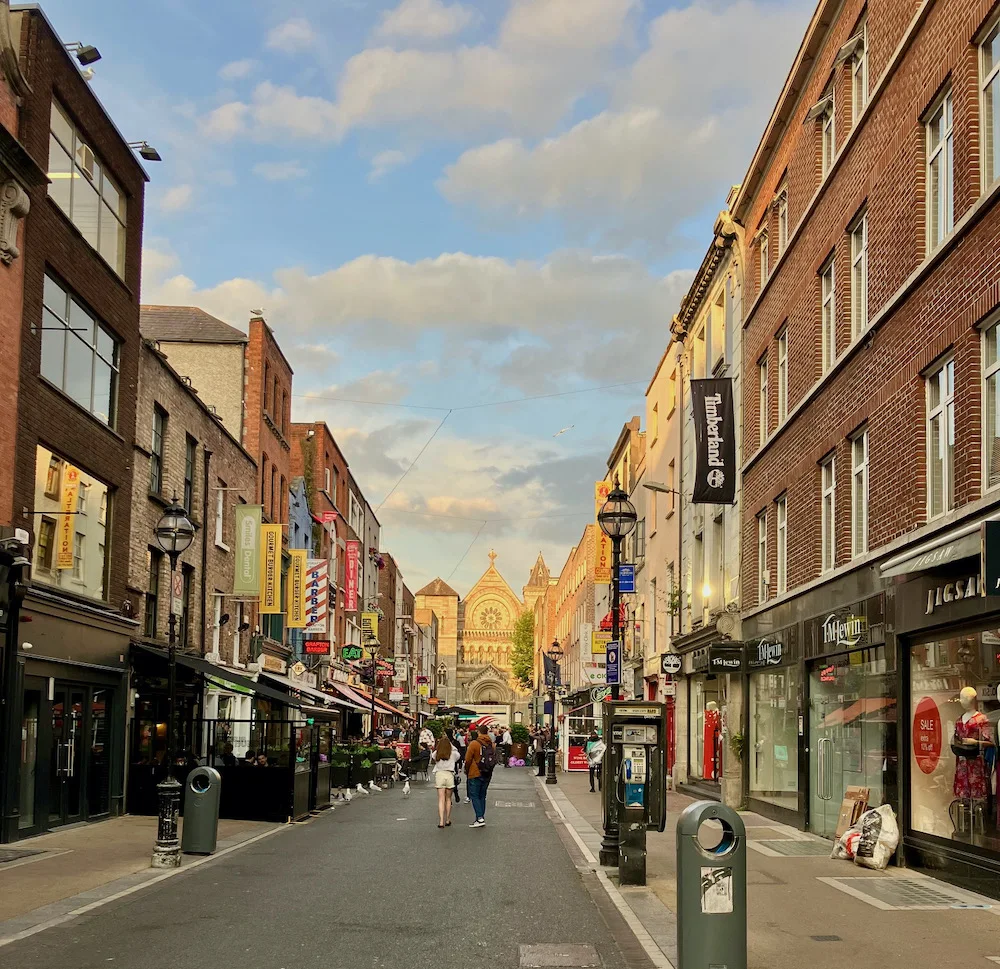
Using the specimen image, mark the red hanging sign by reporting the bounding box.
[345,540,360,612]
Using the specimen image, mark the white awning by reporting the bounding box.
[880,522,983,578]
[260,671,344,709]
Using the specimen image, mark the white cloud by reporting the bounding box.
[368,149,409,182]
[499,0,638,53]
[200,101,249,139]
[160,184,194,213]
[218,58,256,80]
[266,17,317,53]
[252,160,308,181]
[375,0,475,40]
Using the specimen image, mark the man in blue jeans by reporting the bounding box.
[464,725,495,827]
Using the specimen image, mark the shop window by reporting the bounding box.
[31,445,109,600]
[691,676,722,782]
[926,358,955,517]
[749,666,799,810]
[910,632,1000,851]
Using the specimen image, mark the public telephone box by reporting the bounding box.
[603,701,667,832]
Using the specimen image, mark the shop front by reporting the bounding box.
[895,554,1000,894]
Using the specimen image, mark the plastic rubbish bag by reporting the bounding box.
[830,827,861,861]
[853,804,899,870]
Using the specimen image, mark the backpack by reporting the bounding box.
[478,741,497,778]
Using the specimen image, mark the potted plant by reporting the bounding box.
[329,745,350,789]
[510,723,530,763]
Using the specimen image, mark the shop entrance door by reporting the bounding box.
[808,648,893,839]
[48,685,86,826]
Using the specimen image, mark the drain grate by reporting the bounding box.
[819,876,994,911]
[495,800,536,808]
[0,848,43,865]
[756,839,832,857]
[810,935,842,942]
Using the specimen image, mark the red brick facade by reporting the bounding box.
[739,0,1000,610]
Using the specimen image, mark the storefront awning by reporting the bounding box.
[880,521,983,578]
[132,643,300,708]
[327,681,372,711]
[259,671,347,710]
[351,687,414,720]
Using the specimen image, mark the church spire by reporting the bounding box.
[488,548,497,567]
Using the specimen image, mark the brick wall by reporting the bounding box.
[740,0,1000,610]
[13,11,146,611]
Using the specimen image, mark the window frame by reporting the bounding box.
[850,211,868,339]
[926,357,955,518]
[852,20,869,120]
[777,327,788,423]
[145,547,162,638]
[981,18,1000,191]
[820,257,836,372]
[758,354,769,445]
[757,510,768,602]
[215,479,227,547]
[776,495,787,594]
[983,318,1000,492]
[821,455,836,572]
[777,188,788,256]
[821,96,836,176]
[183,435,197,512]
[851,429,869,556]
[759,229,769,286]
[150,405,166,495]
[926,89,954,252]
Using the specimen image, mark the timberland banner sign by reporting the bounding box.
[690,378,736,504]
[234,505,262,595]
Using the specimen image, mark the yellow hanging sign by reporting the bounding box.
[594,480,612,584]
[287,549,307,627]
[259,524,282,614]
[56,464,81,570]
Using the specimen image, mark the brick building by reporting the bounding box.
[731,0,1000,891]
[3,7,148,841]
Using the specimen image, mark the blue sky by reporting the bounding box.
[39,0,812,594]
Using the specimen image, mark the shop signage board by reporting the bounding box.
[708,644,743,673]
[287,549,307,627]
[56,464,80,569]
[690,378,736,504]
[427,697,439,705]
[618,564,635,593]
[257,653,287,674]
[591,686,612,703]
[606,642,621,685]
[746,638,783,669]
[259,524,282,613]
[320,510,338,524]
[418,684,429,697]
[584,663,607,684]
[304,559,329,634]
[912,695,942,774]
[341,645,363,662]
[661,653,682,674]
[821,613,867,648]
[663,682,677,697]
[361,611,379,639]
[304,640,330,655]
[344,540,360,611]
[594,481,612,584]
[592,630,612,654]
[389,688,404,702]
[234,505,262,595]
[984,520,1000,595]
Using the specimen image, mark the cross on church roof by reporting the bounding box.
[488,548,497,566]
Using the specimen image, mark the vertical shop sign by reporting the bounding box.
[345,540,360,611]
[287,549,307,627]
[594,480,612,584]
[304,559,329,634]
[690,378,736,504]
[56,464,80,569]
[259,523,281,614]
[361,611,379,640]
[234,505,262,595]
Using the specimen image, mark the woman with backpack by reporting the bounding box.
[430,734,461,828]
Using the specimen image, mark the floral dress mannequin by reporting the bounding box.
[953,687,992,800]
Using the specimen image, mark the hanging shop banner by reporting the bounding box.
[259,524,282,614]
[618,564,635,593]
[594,481,612,584]
[345,540,360,611]
[234,505,262,595]
[56,464,81,569]
[605,641,621,685]
[592,630,612,654]
[361,611,379,640]
[304,640,331,655]
[690,378,736,504]
[304,559,329,634]
[286,549,307,627]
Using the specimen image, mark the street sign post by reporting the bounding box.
[606,642,621,685]
[170,571,183,617]
[618,564,635,593]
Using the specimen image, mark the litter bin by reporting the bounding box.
[181,766,222,855]
[676,800,747,969]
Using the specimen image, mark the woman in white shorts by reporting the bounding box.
[431,735,461,828]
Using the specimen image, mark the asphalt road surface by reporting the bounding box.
[4,768,640,969]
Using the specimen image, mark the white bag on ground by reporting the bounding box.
[853,804,899,870]
[830,827,861,861]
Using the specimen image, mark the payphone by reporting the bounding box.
[601,702,666,884]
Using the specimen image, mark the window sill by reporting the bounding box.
[36,375,126,444]
[215,540,230,552]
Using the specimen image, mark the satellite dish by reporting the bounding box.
[716,612,736,638]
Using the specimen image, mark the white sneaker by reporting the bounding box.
[469,818,486,827]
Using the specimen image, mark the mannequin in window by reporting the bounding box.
[704,700,721,781]
[953,686,992,801]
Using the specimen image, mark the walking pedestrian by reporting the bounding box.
[534,730,545,777]
[501,725,513,767]
[465,724,496,827]
[585,729,604,792]
[431,735,461,828]
[447,728,465,803]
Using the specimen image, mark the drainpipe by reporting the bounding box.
[201,447,213,657]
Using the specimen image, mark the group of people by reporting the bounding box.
[428,723,513,828]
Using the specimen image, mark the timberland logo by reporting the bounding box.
[704,393,726,484]
[925,576,979,615]
[822,614,866,647]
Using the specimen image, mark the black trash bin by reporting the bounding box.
[181,766,222,855]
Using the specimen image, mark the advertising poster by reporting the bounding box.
[286,549,307,627]
[56,464,80,570]
[259,524,281,614]
[234,505,262,595]
[304,559,329,634]
[568,746,589,771]
[345,540,360,611]
[361,611,379,640]
[594,480,612,583]
[690,378,737,504]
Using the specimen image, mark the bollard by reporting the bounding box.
[181,767,222,855]
[676,801,747,969]
[618,802,646,885]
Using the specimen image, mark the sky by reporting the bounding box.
[40,0,813,597]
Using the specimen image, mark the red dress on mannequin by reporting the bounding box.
[953,711,991,799]
[703,707,721,780]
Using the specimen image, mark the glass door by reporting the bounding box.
[19,688,42,832]
[808,648,894,839]
[48,686,85,826]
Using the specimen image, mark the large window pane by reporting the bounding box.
[50,101,73,151]
[40,311,65,385]
[101,173,124,220]
[92,358,113,425]
[64,332,94,410]
[73,170,100,248]
[749,667,799,810]
[47,134,73,215]
[98,203,121,272]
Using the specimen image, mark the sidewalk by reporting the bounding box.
[0,815,280,943]
[544,772,1000,969]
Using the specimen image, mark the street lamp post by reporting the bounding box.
[151,498,195,869]
[545,639,562,786]
[597,477,637,867]
[364,634,380,743]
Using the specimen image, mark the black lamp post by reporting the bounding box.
[364,635,380,743]
[0,537,29,842]
[151,498,195,869]
[597,476,636,866]
[545,639,562,785]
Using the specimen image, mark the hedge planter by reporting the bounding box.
[511,743,529,763]
[350,754,373,785]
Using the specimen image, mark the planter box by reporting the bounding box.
[329,764,350,788]
[511,743,529,762]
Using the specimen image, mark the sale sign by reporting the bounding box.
[345,540,360,611]
[913,696,942,774]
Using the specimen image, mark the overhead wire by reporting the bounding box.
[374,409,452,513]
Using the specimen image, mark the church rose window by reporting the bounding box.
[480,606,502,629]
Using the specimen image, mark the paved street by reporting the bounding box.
[1,769,643,969]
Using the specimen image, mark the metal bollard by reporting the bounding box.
[676,801,747,969]
[618,802,646,885]
[181,767,222,855]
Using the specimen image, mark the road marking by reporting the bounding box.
[0,825,286,949]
